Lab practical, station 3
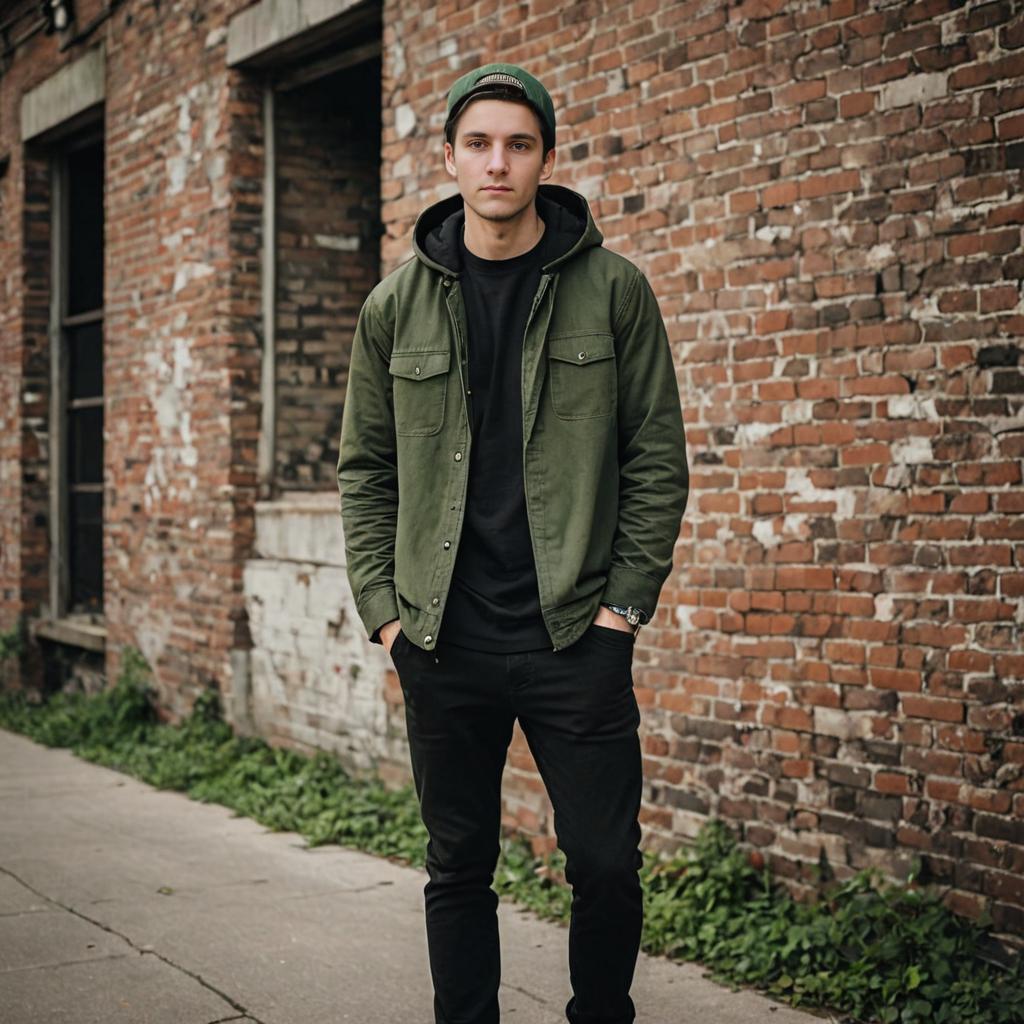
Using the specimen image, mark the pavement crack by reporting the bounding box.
[500,980,552,1006]
[1,952,130,975]
[0,865,270,1024]
[280,882,390,900]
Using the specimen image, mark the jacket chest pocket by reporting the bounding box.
[389,350,450,436]
[547,333,617,420]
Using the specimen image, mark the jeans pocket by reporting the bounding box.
[389,629,409,660]
[587,622,636,647]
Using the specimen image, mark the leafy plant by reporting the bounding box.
[0,620,27,663]
[1,649,1022,1024]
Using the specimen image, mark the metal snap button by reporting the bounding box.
[414,366,421,375]
[443,540,451,549]
[577,351,586,360]
[431,597,439,605]
[424,634,433,644]
[454,451,462,461]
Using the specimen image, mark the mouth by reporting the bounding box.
[483,186,512,192]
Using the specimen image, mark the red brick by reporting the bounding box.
[902,696,965,723]
[4,0,1024,942]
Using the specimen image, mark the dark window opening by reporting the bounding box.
[64,139,104,614]
[273,50,382,489]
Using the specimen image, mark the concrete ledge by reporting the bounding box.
[227,0,374,69]
[254,490,346,565]
[21,44,105,143]
[31,616,106,653]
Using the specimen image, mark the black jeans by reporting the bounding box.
[390,622,644,1024]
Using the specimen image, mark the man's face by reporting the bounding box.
[443,98,555,223]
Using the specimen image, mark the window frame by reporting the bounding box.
[48,126,105,627]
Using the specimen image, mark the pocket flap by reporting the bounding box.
[389,349,451,381]
[547,333,615,366]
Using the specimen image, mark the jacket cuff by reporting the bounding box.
[357,587,400,645]
[601,564,665,621]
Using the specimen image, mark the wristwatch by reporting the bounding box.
[601,603,648,628]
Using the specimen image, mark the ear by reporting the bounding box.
[443,140,457,179]
[540,145,556,182]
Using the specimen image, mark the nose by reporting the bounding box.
[486,146,508,175]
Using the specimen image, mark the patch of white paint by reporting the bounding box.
[879,73,947,110]
[171,336,192,390]
[755,224,793,243]
[314,234,361,252]
[735,420,780,445]
[389,38,406,77]
[880,464,913,489]
[814,707,853,740]
[888,394,939,420]
[782,399,815,425]
[167,155,188,195]
[752,519,781,548]
[783,513,809,537]
[786,467,857,517]
[866,242,895,266]
[891,436,934,464]
[395,104,416,139]
[172,261,215,295]
[206,152,227,199]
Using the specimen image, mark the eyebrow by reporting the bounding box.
[461,130,538,142]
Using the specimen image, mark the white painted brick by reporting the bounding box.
[878,73,947,110]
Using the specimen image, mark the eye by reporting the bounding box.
[510,143,528,151]
[467,139,485,149]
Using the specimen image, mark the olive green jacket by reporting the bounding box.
[336,183,688,654]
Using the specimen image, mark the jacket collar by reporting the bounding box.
[412,183,604,277]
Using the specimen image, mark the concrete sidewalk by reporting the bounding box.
[0,727,825,1024]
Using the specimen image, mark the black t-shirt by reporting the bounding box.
[438,216,567,652]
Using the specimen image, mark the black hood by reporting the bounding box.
[412,183,604,277]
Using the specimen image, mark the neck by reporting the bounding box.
[462,198,545,261]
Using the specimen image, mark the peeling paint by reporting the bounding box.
[314,233,361,252]
[172,261,215,294]
[785,467,857,517]
[395,104,416,139]
[888,394,940,420]
[891,436,934,464]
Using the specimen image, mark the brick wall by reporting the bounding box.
[0,0,97,682]
[378,0,1024,936]
[274,60,381,488]
[99,0,250,717]
[0,0,260,712]
[2,0,1023,939]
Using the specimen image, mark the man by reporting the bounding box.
[337,62,688,1024]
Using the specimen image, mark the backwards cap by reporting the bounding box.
[445,62,556,151]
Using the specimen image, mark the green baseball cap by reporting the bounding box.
[444,63,556,151]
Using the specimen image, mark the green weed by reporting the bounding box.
[1,648,1021,1024]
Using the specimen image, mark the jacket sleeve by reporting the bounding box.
[336,294,400,645]
[601,268,689,619]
